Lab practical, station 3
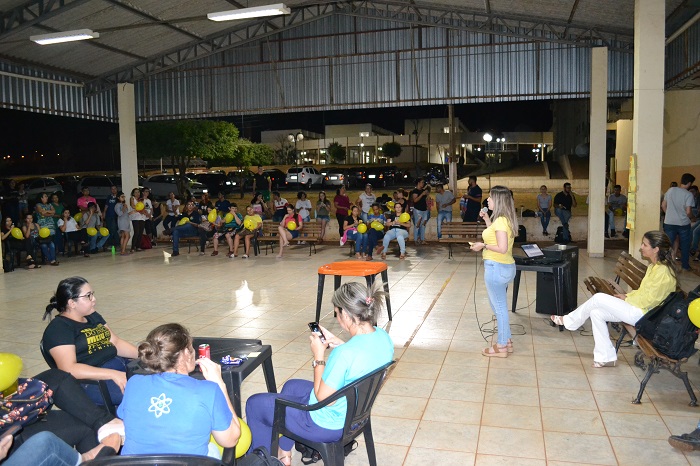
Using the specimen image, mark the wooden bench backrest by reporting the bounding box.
[614,251,647,290]
[439,222,485,239]
[261,220,322,237]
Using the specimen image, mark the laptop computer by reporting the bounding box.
[514,244,561,265]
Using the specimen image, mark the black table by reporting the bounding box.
[191,338,277,416]
[511,261,572,331]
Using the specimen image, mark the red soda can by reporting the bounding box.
[198,344,210,359]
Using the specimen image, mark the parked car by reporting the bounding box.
[347,167,367,188]
[77,175,119,201]
[53,175,81,196]
[364,166,392,187]
[22,177,63,202]
[322,168,349,187]
[285,167,324,187]
[145,174,207,199]
[189,172,234,195]
[263,169,286,191]
[226,170,255,193]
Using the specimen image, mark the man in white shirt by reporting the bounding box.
[435,184,456,239]
[272,191,289,222]
[662,173,696,271]
[357,184,376,223]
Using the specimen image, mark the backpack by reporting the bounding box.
[635,288,700,360]
[516,225,527,243]
[140,234,152,249]
[0,378,53,436]
[554,226,566,244]
[522,209,536,217]
[236,447,284,466]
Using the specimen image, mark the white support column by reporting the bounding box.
[588,47,608,258]
[117,83,138,245]
[631,0,665,257]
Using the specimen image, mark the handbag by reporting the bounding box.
[0,378,53,436]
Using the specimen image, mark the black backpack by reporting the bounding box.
[635,287,700,360]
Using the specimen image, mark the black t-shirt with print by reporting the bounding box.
[410,188,428,211]
[43,312,117,367]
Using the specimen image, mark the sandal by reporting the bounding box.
[400,254,406,259]
[211,251,218,256]
[592,361,616,368]
[550,315,565,326]
[506,340,514,353]
[381,253,386,260]
[482,344,508,358]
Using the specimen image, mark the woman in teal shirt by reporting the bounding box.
[245,282,394,465]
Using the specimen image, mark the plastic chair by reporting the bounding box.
[271,361,395,466]
[82,454,226,465]
[39,340,117,416]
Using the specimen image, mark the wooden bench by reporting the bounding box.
[437,222,486,259]
[584,251,647,296]
[257,221,322,256]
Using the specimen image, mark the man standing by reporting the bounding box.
[103,185,120,248]
[357,184,376,223]
[662,173,696,271]
[554,182,577,243]
[605,184,628,238]
[77,187,100,215]
[252,166,272,204]
[461,176,482,222]
[435,184,456,239]
[411,178,429,245]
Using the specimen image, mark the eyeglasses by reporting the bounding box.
[74,291,95,301]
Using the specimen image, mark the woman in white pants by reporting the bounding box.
[551,230,679,367]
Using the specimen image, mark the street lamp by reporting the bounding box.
[288,132,304,166]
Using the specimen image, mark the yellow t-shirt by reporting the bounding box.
[481,216,515,264]
[625,263,677,312]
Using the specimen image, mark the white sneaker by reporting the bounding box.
[242,254,249,259]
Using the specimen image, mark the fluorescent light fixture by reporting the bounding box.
[30,29,99,45]
[208,3,290,21]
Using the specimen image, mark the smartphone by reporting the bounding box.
[0,424,22,439]
[308,322,327,344]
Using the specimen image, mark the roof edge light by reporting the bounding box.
[30,29,99,45]
[207,3,291,21]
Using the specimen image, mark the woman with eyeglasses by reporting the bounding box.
[42,277,138,406]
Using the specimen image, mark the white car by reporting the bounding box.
[23,177,63,202]
[285,167,324,187]
[145,174,207,200]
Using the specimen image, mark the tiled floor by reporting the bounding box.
[3,243,700,465]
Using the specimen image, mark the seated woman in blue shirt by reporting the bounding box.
[246,281,394,465]
[118,323,240,457]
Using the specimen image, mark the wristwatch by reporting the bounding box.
[311,360,326,368]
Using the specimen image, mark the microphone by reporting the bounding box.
[477,206,488,223]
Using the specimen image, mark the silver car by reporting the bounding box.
[285,167,323,187]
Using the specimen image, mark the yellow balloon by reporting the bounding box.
[0,353,23,392]
[614,208,624,216]
[386,201,395,209]
[86,227,97,237]
[224,213,234,223]
[209,418,252,459]
[135,202,145,211]
[688,298,700,328]
[357,223,367,234]
[73,212,83,223]
[371,221,383,231]
[399,212,411,223]
[39,227,51,238]
[11,227,22,240]
[178,217,190,226]
[208,210,218,223]
[287,220,297,231]
[244,218,255,231]
[99,227,109,237]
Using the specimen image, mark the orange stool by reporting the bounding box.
[315,261,393,323]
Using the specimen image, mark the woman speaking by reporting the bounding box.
[470,186,518,358]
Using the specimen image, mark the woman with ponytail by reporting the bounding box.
[551,230,679,367]
[118,323,240,457]
[246,281,394,465]
[42,277,138,405]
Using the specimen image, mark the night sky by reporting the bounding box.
[0,100,553,175]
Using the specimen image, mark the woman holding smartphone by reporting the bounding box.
[470,186,518,358]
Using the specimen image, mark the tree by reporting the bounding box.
[381,141,402,160]
[137,119,240,195]
[327,142,346,164]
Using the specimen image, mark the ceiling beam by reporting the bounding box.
[104,0,202,41]
[85,0,634,95]
[0,0,91,38]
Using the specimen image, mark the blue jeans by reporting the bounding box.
[436,211,452,239]
[89,232,109,251]
[383,228,408,254]
[38,240,56,262]
[105,216,119,247]
[367,229,384,256]
[360,212,370,223]
[171,223,205,254]
[246,379,343,453]
[163,215,178,231]
[691,222,700,252]
[554,208,571,241]
[346,230,367,254]
[539,210,551,233]
[664,223,692,270]
[606,210,628,234]
[413,209,428,242]
[484,260,516,346]
[4,431,80,466]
